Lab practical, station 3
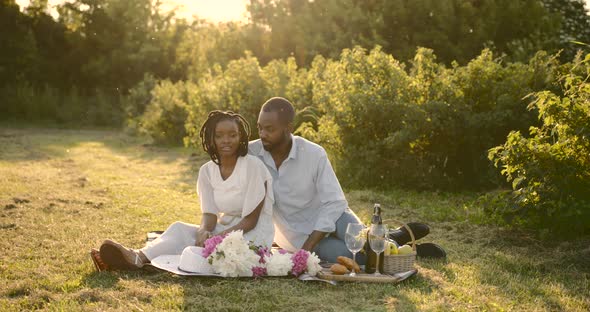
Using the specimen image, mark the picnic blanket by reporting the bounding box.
[146,231,417,284]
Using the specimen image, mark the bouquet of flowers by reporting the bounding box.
[202,230,322,278]
[266,248,322,277]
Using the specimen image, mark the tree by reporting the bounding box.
[56,0,177,92]
[542,0,590,61]
[0,0,39,86]
[247,0,563,65]
[173,20,251,82]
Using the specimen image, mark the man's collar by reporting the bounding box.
[257,142,265,156]
[287,134,297,160]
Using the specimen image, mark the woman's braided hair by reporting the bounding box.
[199,110,250,165]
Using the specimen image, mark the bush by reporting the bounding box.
[55,87,85,124]
[139,80,190,145]
[447,50,558,187]
[308,46,414,187]
[303,47,557,189]
[0,82,121,126]
[85,88,123,126]
[488,53,590,237]
[122,73,157,133]
[130,46,560,191]
[0,82,56,121]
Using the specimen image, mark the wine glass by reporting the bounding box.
[369,224,387,276]
[345,223,366,277]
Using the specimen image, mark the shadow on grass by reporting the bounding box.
[80,267,224,290]
[474,254,567,310]
[80,271,121,289]
[80,267,427,311]
[180,276,424,311]
[464,229,590,310]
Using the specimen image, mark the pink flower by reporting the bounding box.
[256,247,271,264]
[290,249,310,276]
[278,249,289,255]
[201,234,226,258]
[252,266,267,278]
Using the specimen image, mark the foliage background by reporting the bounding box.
[1,0,589,235]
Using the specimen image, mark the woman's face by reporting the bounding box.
[214,119,241,158]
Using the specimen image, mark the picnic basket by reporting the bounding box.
[382,219,416,274]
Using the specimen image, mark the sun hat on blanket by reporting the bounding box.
[150,246,218,276]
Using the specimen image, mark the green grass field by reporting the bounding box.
[1,126,588,311]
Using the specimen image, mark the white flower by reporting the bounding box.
[209,230,260,277]
[306,252,322,276]
[266,252,292,276]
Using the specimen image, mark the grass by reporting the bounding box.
[0,125,588,311]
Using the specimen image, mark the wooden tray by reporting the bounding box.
[317,268,417,283]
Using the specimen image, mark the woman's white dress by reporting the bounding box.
[141,155,274,260]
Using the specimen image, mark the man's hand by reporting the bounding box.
[301,231,328,251]
[195,229,211,247]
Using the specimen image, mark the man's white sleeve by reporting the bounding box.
[313,152,347,232]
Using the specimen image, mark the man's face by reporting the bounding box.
[257,111,290,151]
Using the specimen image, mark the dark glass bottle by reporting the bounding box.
[365,203,384,274]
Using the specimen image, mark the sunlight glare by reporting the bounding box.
[15,0,249,23]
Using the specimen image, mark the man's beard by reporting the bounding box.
[261,132,288,151]
[262,140,275,151]
[262,141,282,152]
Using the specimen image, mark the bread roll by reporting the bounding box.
[330,263,349,275]
[337,256,361,273]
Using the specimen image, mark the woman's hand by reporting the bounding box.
[197,213,217,246]
[195,229,211,247]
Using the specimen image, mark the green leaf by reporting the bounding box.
[512,176,525,190]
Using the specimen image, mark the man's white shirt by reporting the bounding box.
[249,135,347,251]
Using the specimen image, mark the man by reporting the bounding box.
[249,97,445,262]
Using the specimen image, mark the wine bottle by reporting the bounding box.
[365,203,384,274]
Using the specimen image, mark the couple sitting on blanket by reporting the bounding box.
[92,97,445,271]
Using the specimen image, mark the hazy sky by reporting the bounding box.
[15,0,250,22]
[14,0,590,23]
[160,0,249,22]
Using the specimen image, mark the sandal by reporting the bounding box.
[99,239,144,270]
[90,248,109,272]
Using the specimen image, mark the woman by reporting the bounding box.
[91,111,274,270]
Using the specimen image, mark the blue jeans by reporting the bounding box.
[313,209,367,264]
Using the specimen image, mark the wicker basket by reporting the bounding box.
[382,220,417,274]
